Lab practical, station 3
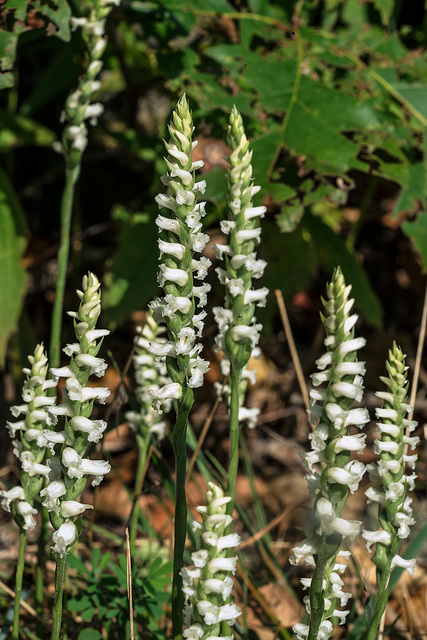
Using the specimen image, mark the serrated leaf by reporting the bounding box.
[285,100,366,174]
[302,212,383,328]
[0,167,27,367]
[402,212,427,272]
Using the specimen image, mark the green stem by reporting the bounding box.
[12,529,26,640]
[49,163,80,369]
[171,386,194,640]
[129,432,151,555]
[366,569,391,640]
[307,533,341,640]
[226,365,242,522]
[51,555,67,640]
[35,507,49,637]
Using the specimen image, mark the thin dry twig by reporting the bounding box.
[0,578,38,617]
[126,528,135,640]
[405,278,427,452]
[275,289,310,412]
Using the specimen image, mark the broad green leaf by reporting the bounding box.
[20,47,80,117]
[81,607,96,622]
[0,167,27,367]
[4,0,71,40]
[185,72,252,115]
[269,184,302,233]
[66,552,91,576]
[250,127,282,192]
[296,77,383,130]
[35,0,72,41]
[204,166,228,205]
[78,629,102,640]
[302,212,383,328]
[1,0,71,88]
[391,83,427,123]
[393,162,427,216]
[261,219,317,300]
[276,202,304,233]
[0,110,56,152]
[372,0,394,26]
[284,100,367,174]
[402,212,427,272]
[103,214,158,327]
[67,595,93,612]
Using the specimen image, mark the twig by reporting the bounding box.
[406,278,427,443]
[0,579,38,617]
[275,289,310,411]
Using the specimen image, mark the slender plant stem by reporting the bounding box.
[226,365,243,522]
[12,529,26,640]
[49,163,80,369]
[51,554,67,640]
[366,570,391,640]
[35,507,49,637]
[172,386,194,640]
[129,432,151,554]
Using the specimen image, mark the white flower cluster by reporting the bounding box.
[44,273,111,557]
[213,106,268,428]
[0,344,56,530]
[291,267,369,640]
[125,312,169,440]
[54,1,119,156]
[182,483,241,640]
[362,343,418,576]
[149,95,210,412]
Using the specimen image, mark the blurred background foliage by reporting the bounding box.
[1,0,427,369]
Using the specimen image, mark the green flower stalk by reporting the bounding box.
[212,106,268,518]
[45,273,111,640]
[182,483,241,640]
[0,344,56,640]
[149,94,211,639]
[126,311,170,442]
[50,0,119,369]
[125,311,169,552]
[363,343,418,639]
[290,267,370,640]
